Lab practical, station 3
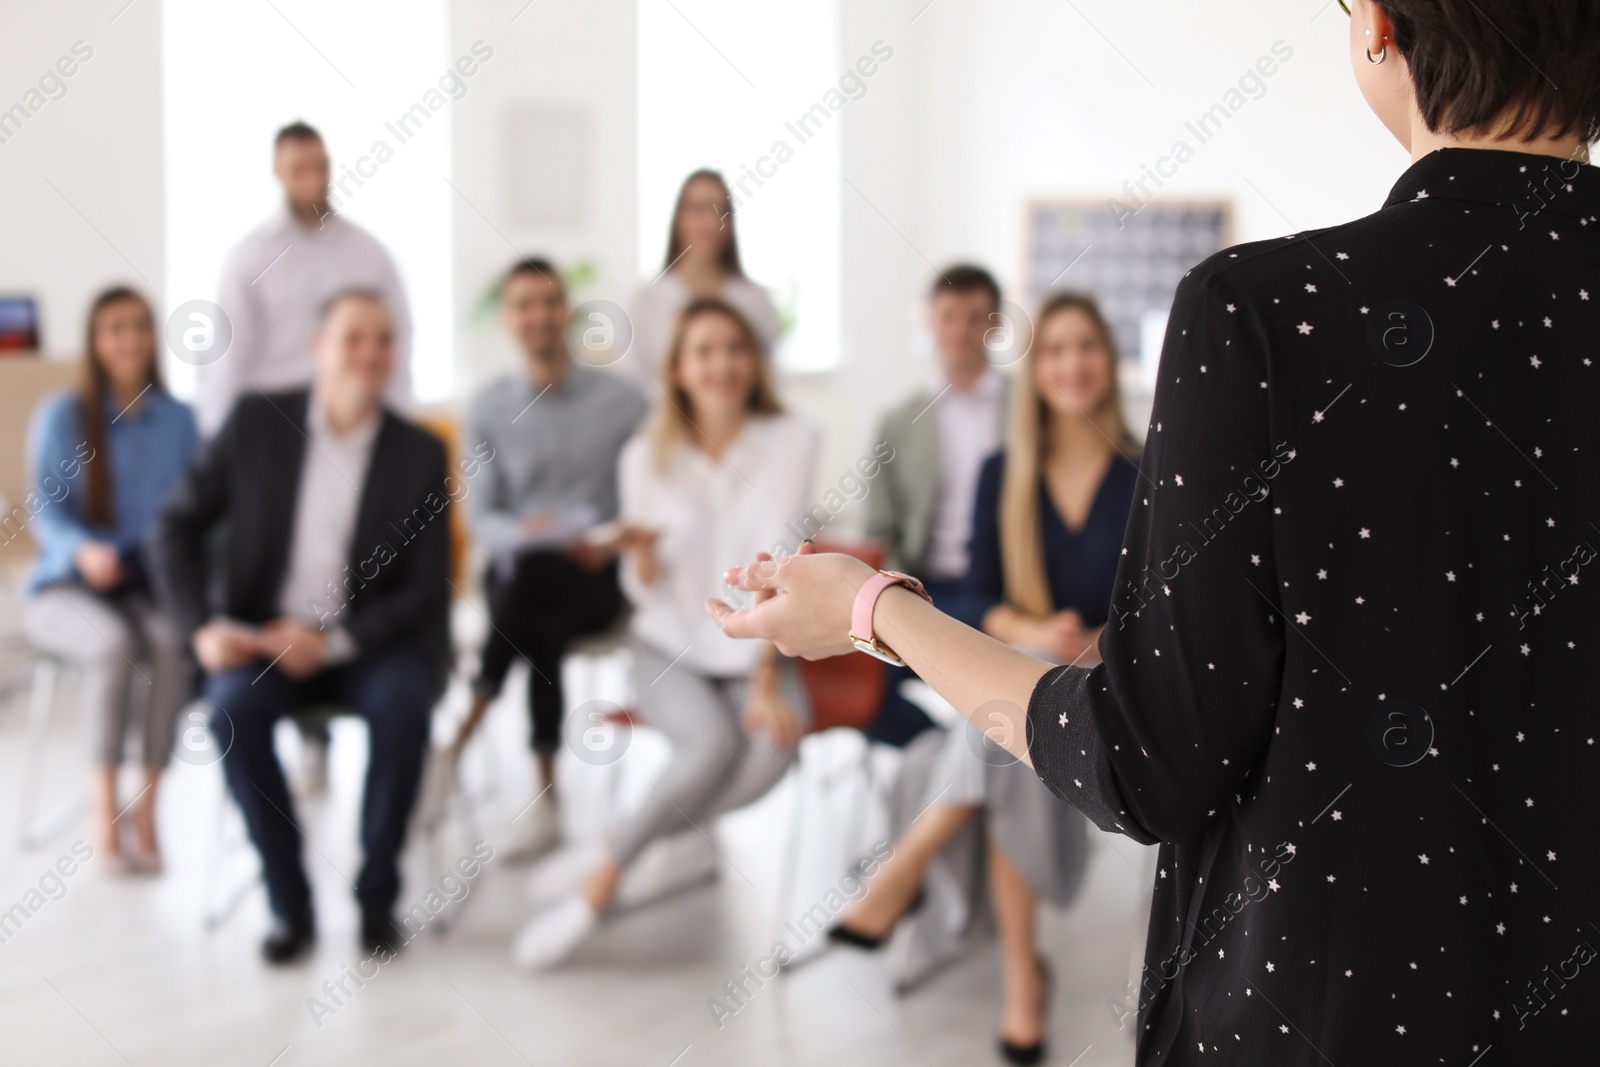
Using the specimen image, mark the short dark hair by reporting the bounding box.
[503,257,566,297]
[930,264,1001,311]
[318,287,387,326]
[274,121,323,151]
[1378,1,1600,141]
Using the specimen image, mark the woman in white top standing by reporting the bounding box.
[514,297,817,969]
[625,170,782,388]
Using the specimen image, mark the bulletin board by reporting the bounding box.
[1022,198,1233,367]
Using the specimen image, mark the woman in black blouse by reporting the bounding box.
[711,2,1600,1063]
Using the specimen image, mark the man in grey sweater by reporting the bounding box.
[453,258,648,856]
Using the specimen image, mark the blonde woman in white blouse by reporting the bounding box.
[513,297,817,969]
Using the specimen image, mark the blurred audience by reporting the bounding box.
[450,257,649,858]
[153,290,449,964]
[865,264,1009,744]
[626,170,780,387]
[512,297,818,969]
[23,287,198,875]
[202,120,416,789]
[830,293,1138,1064]
[10,140,1132,1053]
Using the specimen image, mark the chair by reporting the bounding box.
[413,411,472,588]
[554,541,894,926]
[774,540,890,940]
[203,665,453,932]
[566,613,633,720]
[16,652,88,849]
[562,617,638,830]
[201,729,261,931]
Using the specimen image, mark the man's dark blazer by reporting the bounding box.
[152,388,450,659]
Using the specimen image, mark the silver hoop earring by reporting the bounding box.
[1366,42,1388,65]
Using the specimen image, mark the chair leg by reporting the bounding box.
[203,766,261,931]
[603,729,627,829]
[18,658,87,851]
[773,752,808,942]
[17,658,56,846]
[848,737,880,861]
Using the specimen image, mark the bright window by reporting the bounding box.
[161,0,454,402]
[637,0,841,372]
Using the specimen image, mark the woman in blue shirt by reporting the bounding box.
[827,293,1138,1063]
[23,287,199,875]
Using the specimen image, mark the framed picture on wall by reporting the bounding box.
[1021,198,1234,393]
[0,296,40,354]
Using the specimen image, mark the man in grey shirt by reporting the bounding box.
[452,258,648,855]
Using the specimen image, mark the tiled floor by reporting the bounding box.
[0,597,1153,1066]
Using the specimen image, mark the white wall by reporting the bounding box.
[0,0,164,360]
[163,0,458,402]
[0,0,1419,466]
[814,0,1409,534]
[449,0,638,396]
[637,0,843,374]
[902,0,1403,288]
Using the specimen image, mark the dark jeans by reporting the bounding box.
[865,576,989,747]
[474,551,624,754]
[207,643,437,921]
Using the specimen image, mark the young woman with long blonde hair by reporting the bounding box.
[825,293,1139,1063]
[513,297,818,969]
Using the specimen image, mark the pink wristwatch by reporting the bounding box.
[850,570,933,665]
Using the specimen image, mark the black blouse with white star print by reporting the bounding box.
[1027,148,1600,1065]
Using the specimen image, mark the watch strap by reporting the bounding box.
[850,570,933,647]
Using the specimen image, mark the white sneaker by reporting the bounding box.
[512,895,597,970]
[615,831,718,909]
[526,843,607,909]
[502,795,562,863]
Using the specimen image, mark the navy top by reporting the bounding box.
[25,387,199,595]
[964,449,1139,627]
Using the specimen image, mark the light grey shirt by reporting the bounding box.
[201,205,413,435]
[277,391,379,662]
[466,360,650,558]
[926,367,1005,580]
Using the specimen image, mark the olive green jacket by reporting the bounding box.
[864,375,1010,576]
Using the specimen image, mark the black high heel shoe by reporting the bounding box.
[997,956,1051,1065]
[824,887,926,951]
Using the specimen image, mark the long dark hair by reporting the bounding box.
[661,169,744,277]
[80,287,164,527]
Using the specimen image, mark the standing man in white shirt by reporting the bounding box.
[864,264,1010,742]
[201,121,413,436]
[204,121,415,789]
